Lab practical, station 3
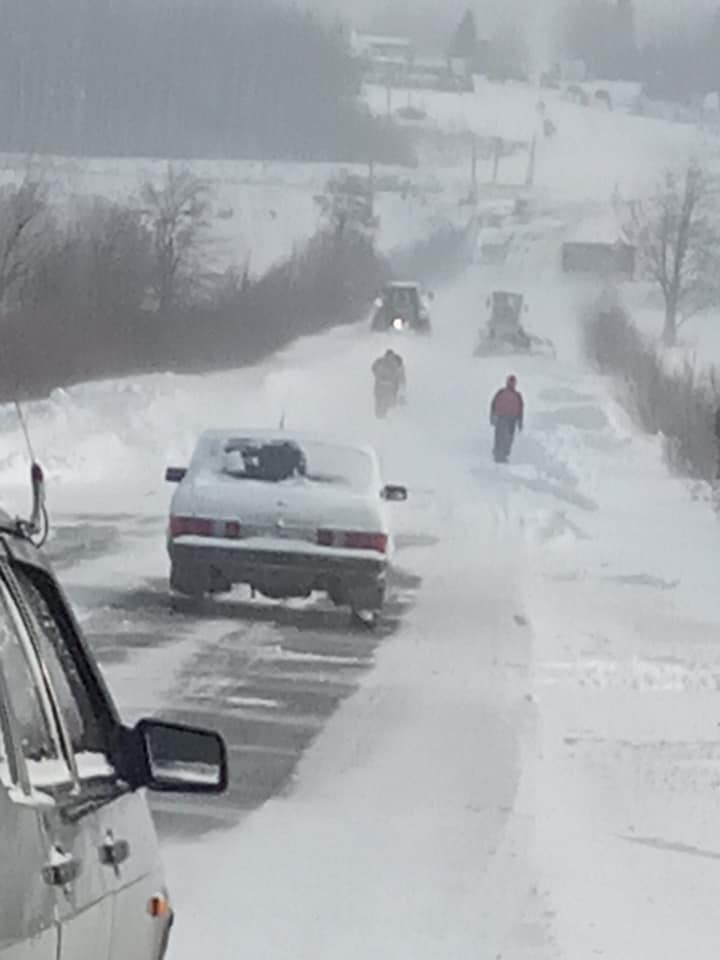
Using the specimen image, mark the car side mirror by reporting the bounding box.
[382,484,408,501]
[134,718,228,794]
[165,466,187,483]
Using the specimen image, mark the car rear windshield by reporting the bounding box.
[206,438,373,491]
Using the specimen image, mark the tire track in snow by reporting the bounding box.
[49,513,424,838]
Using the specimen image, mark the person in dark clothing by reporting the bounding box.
[372,349,406,418]
[490,374,524,463]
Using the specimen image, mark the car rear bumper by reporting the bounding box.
[168,536,387,606]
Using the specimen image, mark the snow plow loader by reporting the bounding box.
[474,291,555,358]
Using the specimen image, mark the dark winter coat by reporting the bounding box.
[373,354,405,389]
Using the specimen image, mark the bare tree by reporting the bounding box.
[0,178,53,312]
[69,199,152,321]
[628,162,720,346]
[141,166,210,315]
[315,170,378,243]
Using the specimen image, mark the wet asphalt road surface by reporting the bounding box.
[46,516,422,841]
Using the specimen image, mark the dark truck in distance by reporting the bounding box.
[371,281,432,333]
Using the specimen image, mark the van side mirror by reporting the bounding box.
[134,718,228,794]
[382,484,408,501]
[165,467,187,483]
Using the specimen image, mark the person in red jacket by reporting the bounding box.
[490,374,524,463]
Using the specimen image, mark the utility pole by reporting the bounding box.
[368,160,375,220]
[492,137,502,184]
[470,135,478,203]
[525,135,537,187]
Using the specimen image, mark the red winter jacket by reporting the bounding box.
[491,387,524,426]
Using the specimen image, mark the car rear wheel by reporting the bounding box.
[170,564,207,598]
[349,583,385,629]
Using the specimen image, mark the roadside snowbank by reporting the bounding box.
[518,370,720,959]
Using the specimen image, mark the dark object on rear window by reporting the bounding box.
[224,440,307,482]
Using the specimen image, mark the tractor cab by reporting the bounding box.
[371,282,432,334]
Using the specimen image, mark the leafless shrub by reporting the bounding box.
[141,166,211,315]
[0,178,55,312]
[626,162,720,346]
[0,181,469,399]
[583,300,719,482]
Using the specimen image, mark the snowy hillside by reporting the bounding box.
[366,78,718,204]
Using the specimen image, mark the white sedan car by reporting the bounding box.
[165,430,407,621]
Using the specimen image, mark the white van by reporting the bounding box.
[0,498,227,959]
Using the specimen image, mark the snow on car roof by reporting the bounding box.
[387,281,419,289]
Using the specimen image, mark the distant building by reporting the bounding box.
[351,31,471,91]
[561,216,635,278]
[351,32,414,68]
[402,56,473,91]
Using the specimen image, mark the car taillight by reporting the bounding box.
[317,530,388,553]
[170,516,214,537]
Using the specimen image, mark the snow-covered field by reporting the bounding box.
[3,80,720,958]
[0,151,469,277]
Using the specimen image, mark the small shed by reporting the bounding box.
[561,216,635,279]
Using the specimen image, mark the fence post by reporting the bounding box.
[492,137,502,184]
[525,135,537,187]
[470,136,478,203]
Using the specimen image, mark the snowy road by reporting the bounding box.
[46,514,420,836]
[7,225,720,957]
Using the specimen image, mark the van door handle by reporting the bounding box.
[100,832,130,868]
[42,846,81,887]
